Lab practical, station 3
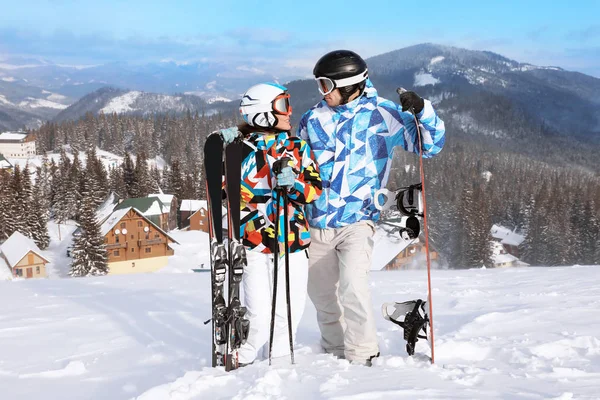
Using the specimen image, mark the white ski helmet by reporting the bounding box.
[239,82,292,128]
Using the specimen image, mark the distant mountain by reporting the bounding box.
[0,78,74,130]
[53,87,232,122]
[287,44,600,147]
[0,57,305,101]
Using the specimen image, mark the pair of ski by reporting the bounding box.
[203,133,295,370]
[203,133,249,371]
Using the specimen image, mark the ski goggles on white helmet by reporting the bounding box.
[315,69,368,96]
[239,93,292,116]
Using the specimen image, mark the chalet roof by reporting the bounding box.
[0,153,12,169]
[0,131,28,141]
[0,231,50,268]
[100,207,179,244]
[96,192,119,224]
[149,193,175,207]
[491,224,525,247]
[180,199,207,212]
[115,197,166,216]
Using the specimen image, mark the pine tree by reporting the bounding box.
[30,184,50,249]
[22,165,39,240]
[0,170,13,239]
[9,165,27,236]
[69,185,108,277]
[134,150,151,197]
[122,152,136,198]
[109,166,126,199]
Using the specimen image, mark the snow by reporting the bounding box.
[0,94,14,105]
[144,200,168,216]
[0,131,28,141]
[100,91,142,114]
[0,158,12,168]
[99,208,131,236]
[149,193,174,207]
[0,231,49,268]
[491,224,525,247]
[414,72,440,87]
[179,200,206,212]
[0,257,12,280]
[1,223,599,399]
[96,192,118,224]
[7,147,165,175]
[46,93,67,102]
[18,98,68,110]
[206,96,232,104]
[430,56,445,65]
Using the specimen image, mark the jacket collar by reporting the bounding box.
[322,78,377,114]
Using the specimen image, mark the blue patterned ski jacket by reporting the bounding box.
[298,79,445,229]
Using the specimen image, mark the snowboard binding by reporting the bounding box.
[382,299,430,356]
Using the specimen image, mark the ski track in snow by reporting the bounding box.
[0,229,599,399]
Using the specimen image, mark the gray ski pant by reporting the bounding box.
[307,220,379,361]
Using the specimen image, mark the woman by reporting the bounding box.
[220,82,322,365]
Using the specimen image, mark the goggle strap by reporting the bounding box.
[240,103,273,114]
[331,69,368,88]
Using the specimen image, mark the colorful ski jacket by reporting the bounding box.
[239,131,322,254]
[298,79,445,229]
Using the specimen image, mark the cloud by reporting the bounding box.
[0,27,322,67]
[566,25,600,42]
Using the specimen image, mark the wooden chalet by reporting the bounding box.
[0,231,49,279]
[100,207,178,274]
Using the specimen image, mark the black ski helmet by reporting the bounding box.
[313,50,368,103]
[313,50,368,81]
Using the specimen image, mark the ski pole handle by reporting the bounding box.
[273,157,294,174]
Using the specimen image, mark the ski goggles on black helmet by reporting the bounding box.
[315,69,368,96]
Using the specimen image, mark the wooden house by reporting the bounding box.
[0,231,49,278]
[100,207,178,274]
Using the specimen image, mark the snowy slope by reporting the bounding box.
[7,147,166,174]
[0,225,599,399]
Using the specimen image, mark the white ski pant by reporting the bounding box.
[237,250,308,364]
[307,221,379,361]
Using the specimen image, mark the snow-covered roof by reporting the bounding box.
[180,200,207,212]
[0,231,49,268]
[371,220,414,271]
[116,197,166,216]
[0,153,12,169]
[96,192,118,224]
[100,208,130,237]
[490,224,525,246]
[149,194,174,207]
[0,131,28,141]
[100,207,179,244]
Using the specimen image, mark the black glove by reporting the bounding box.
[400,91,425,114]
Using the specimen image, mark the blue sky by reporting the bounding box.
[0,0,599,77]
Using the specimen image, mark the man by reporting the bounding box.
[298,50,445,366]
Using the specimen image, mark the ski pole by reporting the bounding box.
[271,157,295,365]
[397,88,436,364]
[282,189,295,364]
[268,191,280,366]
